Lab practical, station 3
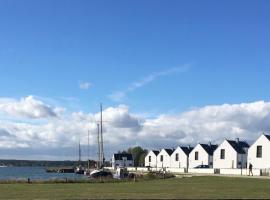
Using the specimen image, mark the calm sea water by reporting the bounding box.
[0,167,87,180]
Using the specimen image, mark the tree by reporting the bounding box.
[127,146,147,167]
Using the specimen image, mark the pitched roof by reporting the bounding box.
[164,149,174,156]
[226,140,249,154]
[200,144,218,155]
[179,146,193,155]
[152,150,160,156]
[113,153,133,161]
[264,134,270,141]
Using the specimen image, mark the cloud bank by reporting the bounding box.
[0,96,58,119]
[0,96,269,160]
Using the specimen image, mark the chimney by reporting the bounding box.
[208,141,212,146]
[236,138,239,143]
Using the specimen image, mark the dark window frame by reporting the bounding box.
[220,149,225,159]
[175,153,179,161]
[195,151,199,160]
[256,145,262,158]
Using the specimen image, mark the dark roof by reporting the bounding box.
[226,140,250,154]
[200,144,218,155]
[152,150,160,156]
[164,149,174,156]
[264,134,270,141]
[179,146,193,155]
[113,153,133,161]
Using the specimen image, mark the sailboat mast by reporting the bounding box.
[97,123,100,169]
[100,103,104,166]
[87,130,90,170]
[78,140,81,164]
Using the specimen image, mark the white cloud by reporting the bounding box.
[0,96,58,119]
[79,81,92,90]
[0,97,270,160]
[108,65,190,102]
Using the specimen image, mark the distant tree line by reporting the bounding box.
[118,146,148,167]
[0,159,97,167]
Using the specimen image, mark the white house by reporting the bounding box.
[111,153,134,169]
[171,146,193,168]
[189,143,217,168]
[156,149,174,168]
[248,134,270,169]
[213,139,249,169]
[144,150,159,168]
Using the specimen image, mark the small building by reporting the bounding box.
[189,143,217,168]
[248,134,270,169]
[213,139,249,169]
[111,153,134,169]
[144,150,159,168]
[171,146,193,168]
[156,148,174,168]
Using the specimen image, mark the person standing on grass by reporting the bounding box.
[249,163,253,176]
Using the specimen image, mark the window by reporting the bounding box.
[220,149,225,159]
[175,153,179,161]
[160,155,163,162]
[149,156,151,162]
[256,145,262,158]
[195,151,199,160]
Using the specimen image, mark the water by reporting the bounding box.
[0,167,87,181]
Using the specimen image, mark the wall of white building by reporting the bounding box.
[145,151,158,168]
[248,135,270,169]
[189,144,210,168]
[213,140,238,169]
[157,149,172,168]
[170,147,189,168]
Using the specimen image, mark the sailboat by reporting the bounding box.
[75,140,84,174]
[89,103,112,178]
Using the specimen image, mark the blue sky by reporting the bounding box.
[1,0,270,113]
[0,1,270,160]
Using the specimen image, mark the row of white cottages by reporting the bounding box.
[145,134,270,169]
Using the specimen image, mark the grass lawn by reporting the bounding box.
[0,176,270,199]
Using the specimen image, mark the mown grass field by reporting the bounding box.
[0,176,270,199]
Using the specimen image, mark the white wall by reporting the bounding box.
[188,168,215,174]
[189,144,210,168]
[170,147,189,168]
[248,135,270,169]
[166,168,186,173]
[213,140,238,169]
[157,149,171,168]
[145,151,158,168]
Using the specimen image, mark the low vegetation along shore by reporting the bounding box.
[1,176,270,199]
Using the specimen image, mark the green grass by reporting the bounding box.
[0,176,270,199]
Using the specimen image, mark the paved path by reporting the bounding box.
[175,173,270,179]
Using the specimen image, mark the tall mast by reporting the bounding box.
[97,123,100,169]
[78,140,81,165]
[100,103,104,166]
[87,130,90,170]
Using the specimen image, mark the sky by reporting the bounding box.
[0,0,270,160]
